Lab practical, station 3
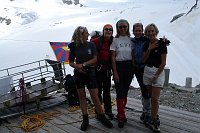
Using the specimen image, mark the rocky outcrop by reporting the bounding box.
[0,16,11,25]
[62,0,79,5]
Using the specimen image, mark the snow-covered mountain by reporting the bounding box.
[0,0,199,87]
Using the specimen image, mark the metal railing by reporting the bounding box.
[0,59,66,93]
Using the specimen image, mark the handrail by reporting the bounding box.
[0,59,46,72]
[0,63,48,79]
[0,59,66,117]
[0,59,66,93]
[0,66,44,80]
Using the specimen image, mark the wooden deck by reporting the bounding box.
[0,93,200,133]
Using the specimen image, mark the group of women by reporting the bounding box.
[68,19,170,132]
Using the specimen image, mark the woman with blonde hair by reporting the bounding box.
[142,23,169,132]
[68,26,113,131]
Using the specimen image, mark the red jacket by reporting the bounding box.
[91,37,112,69]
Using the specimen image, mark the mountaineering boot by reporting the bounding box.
[148,118,161,133]
[118,120,124,128]
[81,114,89,131]
[97,114,113,128]
[116,98,125,128]
[143,114,150,125]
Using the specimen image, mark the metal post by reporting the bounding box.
[6,69,9,76]
[38,61,43,78]
[45,59,49,72]
[164,67,170,87]
[185,77,192,88]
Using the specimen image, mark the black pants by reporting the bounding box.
[115,61,133,98]
[133,66,150,99]
[96,69,112,113]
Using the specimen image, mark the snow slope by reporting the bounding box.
[0,0,199,87]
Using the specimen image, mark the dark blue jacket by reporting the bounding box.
[131,35,148,67]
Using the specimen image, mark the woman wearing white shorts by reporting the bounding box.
[142,23,169,132]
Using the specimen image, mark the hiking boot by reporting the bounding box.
[97,114,113,128]
[118,120,124,128]
[140,112,145,121]
[105,111,114,119]
[148,119,161,133]
[143,114,150,125]
[80,114,89,131]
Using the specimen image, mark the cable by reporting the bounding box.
[5,100,116,132]
[68,106,80,112]
[19,111,61,132]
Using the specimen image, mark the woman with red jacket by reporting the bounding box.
[91,24,114,118]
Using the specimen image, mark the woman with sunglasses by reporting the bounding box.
[91,24,114,119]
[142,23,169,132]
[68,26,113,131]
[110,19,134,128]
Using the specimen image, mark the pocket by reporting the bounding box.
[144,66,157,78]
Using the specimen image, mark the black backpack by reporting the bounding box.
[64,74,79,106]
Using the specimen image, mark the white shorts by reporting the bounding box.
[143,66,165,88]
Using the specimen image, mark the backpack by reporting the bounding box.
[90,31,102,40]
[64,74,79,106]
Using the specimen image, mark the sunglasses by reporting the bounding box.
[104,28,113,31]
[119,25,128,29]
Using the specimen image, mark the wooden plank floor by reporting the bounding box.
[0,93,200,133]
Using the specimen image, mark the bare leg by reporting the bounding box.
[89,88,103,114]
[77,88,88,115]
[151,87,161,119]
